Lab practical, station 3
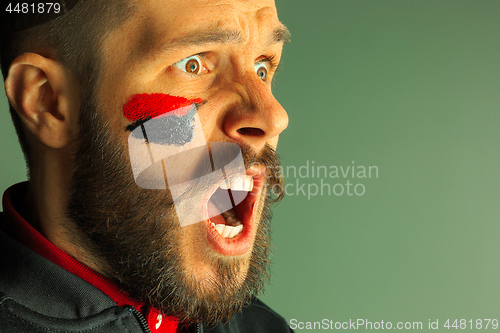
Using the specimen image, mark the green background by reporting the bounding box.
[2,1,500,331]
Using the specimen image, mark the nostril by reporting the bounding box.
[236,127,265,137]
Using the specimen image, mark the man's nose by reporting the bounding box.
[222,74,288,151]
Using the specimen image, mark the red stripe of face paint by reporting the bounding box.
[123,93,203,122]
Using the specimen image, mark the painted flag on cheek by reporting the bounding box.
[126,93,248,227]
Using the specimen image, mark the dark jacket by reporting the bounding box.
[0,214,293,333]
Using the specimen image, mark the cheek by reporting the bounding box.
[123,93,203,121]
[125,93,209,195]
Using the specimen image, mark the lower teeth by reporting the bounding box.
[211,220,243,239]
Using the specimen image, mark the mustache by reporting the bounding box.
[240,142,284,202]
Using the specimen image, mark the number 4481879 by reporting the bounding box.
[5,3,61,14]
[443,319,499,329]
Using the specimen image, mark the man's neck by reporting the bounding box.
[24,179,111,277]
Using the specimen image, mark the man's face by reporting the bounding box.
[67,0,288,325]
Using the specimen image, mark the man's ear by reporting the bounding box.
[4,53,80,149]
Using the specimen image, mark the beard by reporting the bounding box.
[66,96,284,326]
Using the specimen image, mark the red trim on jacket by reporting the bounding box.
[1,182,179,333]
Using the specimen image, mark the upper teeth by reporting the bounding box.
[211,222,243,238]
[219,175,253,191]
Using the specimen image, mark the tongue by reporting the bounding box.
[221,208,240,226]
[209,213,226,225]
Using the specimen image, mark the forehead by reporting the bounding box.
[118,0,282,57]
[137,0,279,30]
[142,0,278,21]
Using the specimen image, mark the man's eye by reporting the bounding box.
[255,62,269,81]
[174,55,205,74]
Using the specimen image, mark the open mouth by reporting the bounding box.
[208,175,253,238]
[204,168,266,256]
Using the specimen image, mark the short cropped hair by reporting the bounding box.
[0,0,132,171]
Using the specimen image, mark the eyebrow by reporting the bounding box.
[168,26,244,48]
[149,24,290,57]
[270,26,291,46]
